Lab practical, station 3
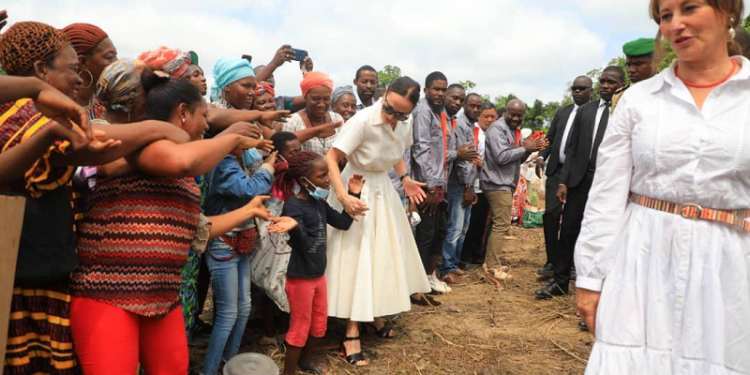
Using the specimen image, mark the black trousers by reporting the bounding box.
[542,168,564,266]
[414,201,448,273]
[461,193,490,264]
[554,171,594,286]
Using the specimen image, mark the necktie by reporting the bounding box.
[589,101,610,170]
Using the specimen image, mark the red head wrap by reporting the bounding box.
[299,71,333,97]
[255,81,275,98]
[137,46,191,78]
[62,23,108,56]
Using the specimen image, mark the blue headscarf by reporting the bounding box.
[210,57,255,102]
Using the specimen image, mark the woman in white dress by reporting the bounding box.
[576,1,750,374]
[324,77,431,366]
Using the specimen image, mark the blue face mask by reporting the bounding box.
[242,148,262,167]
[302,177,330,201]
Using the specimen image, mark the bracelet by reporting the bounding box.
[399,173,408,182]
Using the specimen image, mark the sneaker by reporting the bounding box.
[428,272,449,294]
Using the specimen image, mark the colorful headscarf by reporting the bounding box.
[62,23,109,56]
[95,59,146,113]
[0,21,71,76]
[332,85,356,105]
[300,71,333,97]
[210,57,254,102]
[255,81,275,98]
[137,46,191,78]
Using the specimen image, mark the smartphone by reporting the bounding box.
[241,54,252,64]
[290,48,308,62]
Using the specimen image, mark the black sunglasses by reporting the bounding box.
[382,95,410,121]
[571,86,591,92]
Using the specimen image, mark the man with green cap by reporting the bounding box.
[611,38,656,112]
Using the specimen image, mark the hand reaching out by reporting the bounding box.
[268,216,298,233]
[246,195,272,220]
[348,174,365,195]
[239,137,274,153]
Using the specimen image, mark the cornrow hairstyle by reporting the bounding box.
[275,150,321,201]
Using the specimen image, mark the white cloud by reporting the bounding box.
[3,0,624,103]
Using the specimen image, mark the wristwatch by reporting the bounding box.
[399,173,408,182]
[428,188,437,195]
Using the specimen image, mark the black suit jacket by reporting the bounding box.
[559,100,608,189]
[540,104,575,176]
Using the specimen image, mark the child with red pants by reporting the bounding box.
[271,150,363,374]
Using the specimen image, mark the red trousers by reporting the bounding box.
[285,276,327,347]
[70,297,188,375]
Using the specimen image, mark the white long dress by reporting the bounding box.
[326,101,431,322]
[576,56,750,375]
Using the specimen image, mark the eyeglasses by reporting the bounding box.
[382,94,410,121]
[571,86,591,92]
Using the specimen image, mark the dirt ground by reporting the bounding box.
[190,226,594,375]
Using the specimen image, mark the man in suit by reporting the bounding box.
[535,76,593,278]
[535,66,625,300]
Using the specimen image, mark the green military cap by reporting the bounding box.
[623,38,655,57]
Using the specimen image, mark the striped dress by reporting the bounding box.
[71,173,201,318]
[1,99,79,375]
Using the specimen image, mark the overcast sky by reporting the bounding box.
[4,0,749,103]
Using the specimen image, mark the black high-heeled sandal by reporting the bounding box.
[340,336,367,366]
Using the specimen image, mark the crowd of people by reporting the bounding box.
[1,0,750,374]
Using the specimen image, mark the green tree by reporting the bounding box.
[744,13,750,33]
[459,80,476,90]
[377,65,401,88]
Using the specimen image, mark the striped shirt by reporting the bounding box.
[72,173,201,318]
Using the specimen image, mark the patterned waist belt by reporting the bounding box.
[629,193,750,232]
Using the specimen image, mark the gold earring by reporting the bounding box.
[80,69,94,89]
[729,18,736,39]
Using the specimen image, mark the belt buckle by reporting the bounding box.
[680,203,703,220]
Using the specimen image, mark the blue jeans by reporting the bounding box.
[440,184,473,277]
[201,240,251,375]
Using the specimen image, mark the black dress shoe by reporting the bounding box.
[536,263,554,277]
[578,321,589,332]
[535,282,569,300]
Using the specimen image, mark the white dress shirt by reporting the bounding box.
[558,104,578,163]
[575,56,750,375]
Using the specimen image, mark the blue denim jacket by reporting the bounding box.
[203,155,273,261]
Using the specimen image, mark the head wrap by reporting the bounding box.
[0,21,71,76]
[95,59,146,113]
[332,85,356,105]
[300,71,333,98]
[137,46,191,78]
[623,38,655,57]
[188,51,199,66]
[210,57,254,102]
[61,23,108,56]
[255,81,275,98]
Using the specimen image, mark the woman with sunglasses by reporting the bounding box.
[324,76,431,366]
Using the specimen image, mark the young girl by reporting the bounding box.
[273,150,364,375]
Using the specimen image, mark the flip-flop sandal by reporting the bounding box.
[423,294,442,306]
[360,322,397,339]
[298,360,326,374]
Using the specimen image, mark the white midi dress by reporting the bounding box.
[326,101,431,322]
[576,56,750,375]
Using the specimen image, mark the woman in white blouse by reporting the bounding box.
[576,1,750,374]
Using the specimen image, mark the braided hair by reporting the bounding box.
[274,150,321,201]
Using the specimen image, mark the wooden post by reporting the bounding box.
[0,195,26,375]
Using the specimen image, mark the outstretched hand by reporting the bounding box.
[403,177,427,205]
[246,196,272,220]
[268,216,298,233]
[348,174,365,195]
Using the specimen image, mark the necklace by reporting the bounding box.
[676,59,737,88]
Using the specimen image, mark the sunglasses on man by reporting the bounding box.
[571,86,591,92]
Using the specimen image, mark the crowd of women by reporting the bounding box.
[2,0,750,374]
